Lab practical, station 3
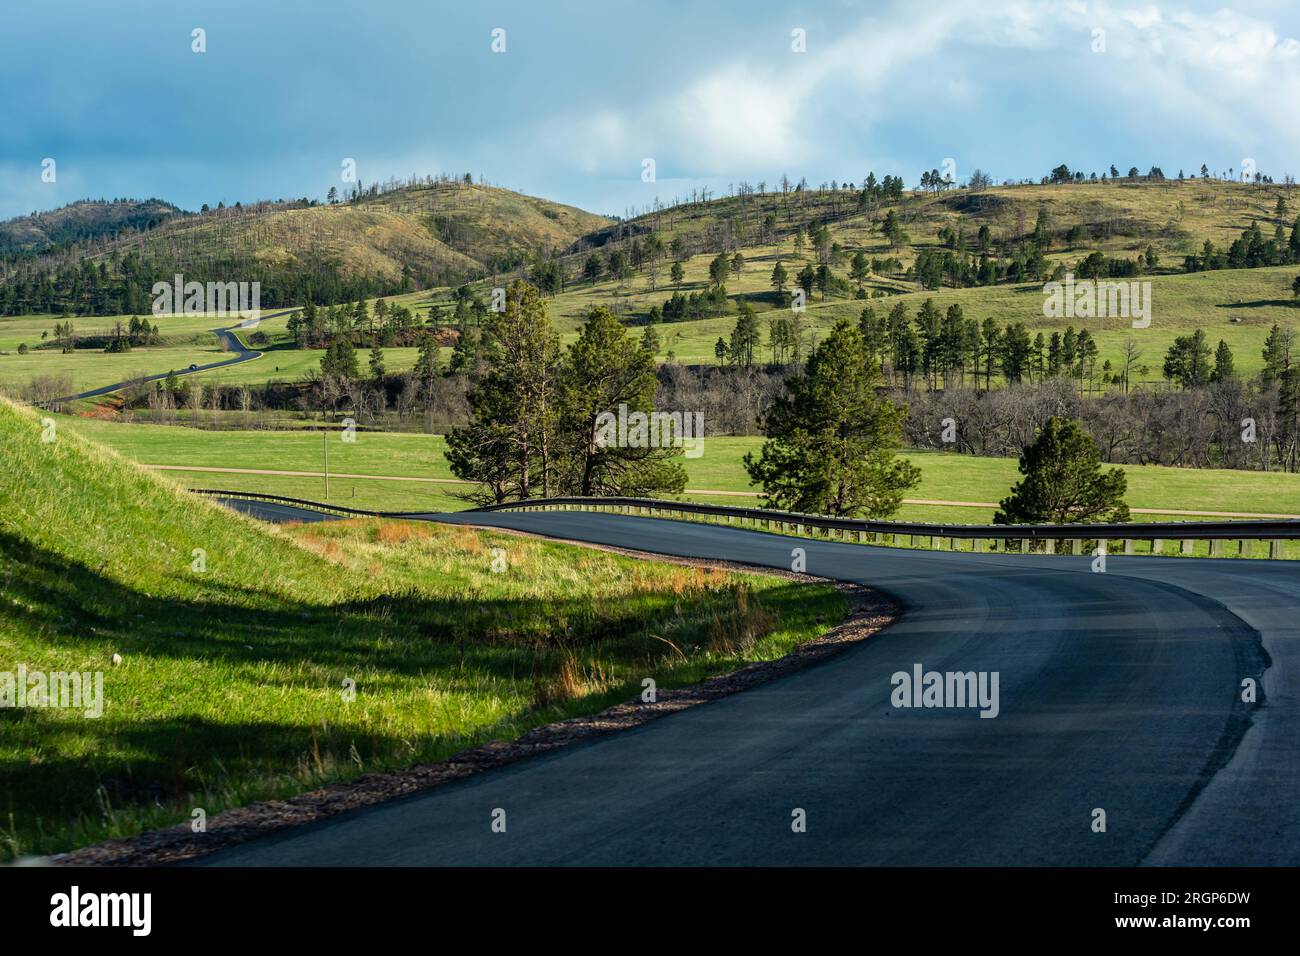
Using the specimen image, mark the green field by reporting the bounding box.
[551,264,1300,374]
[0,346,221,394]
[0,398,844,859]
[58,417,1300,525]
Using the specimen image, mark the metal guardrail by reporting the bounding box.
[192,489,1300,547]
[190,489,428,519]
[468,495,1300,541]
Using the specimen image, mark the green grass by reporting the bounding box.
[57,417,1300,523]
[0,398,844,859]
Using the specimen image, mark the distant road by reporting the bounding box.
[200,501,1300,867]
[49,310,296,405]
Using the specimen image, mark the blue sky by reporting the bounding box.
[3,0,1300,220]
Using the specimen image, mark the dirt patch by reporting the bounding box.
[51,543,897,867]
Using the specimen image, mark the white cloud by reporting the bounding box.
[500,1,1300,193]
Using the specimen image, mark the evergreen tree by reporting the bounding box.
[320,337,358,381]
[445,281,562,502]
[1162,328,1212,387]
[557,306,687,497]
[744,321,919,517]
[770,261,788,295]
[995,417,1130,524]
[1210,339,1235,383]
[728,304,761,368]
[640,323,661,357]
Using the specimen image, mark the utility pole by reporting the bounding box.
[323,428,330,500]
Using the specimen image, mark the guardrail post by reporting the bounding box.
[1043,539,1055,555]
[1152,539,1163,555]
[1181,539,1194,556]
[1070,539,1081,556]
[1270,540,1286,560]
[1123,539,1134,555]
[1209,539,1223,557]
[1239,539,1251,557]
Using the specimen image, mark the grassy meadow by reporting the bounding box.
[56,416,1300,524]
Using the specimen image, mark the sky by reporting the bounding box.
[2,0,1300,221]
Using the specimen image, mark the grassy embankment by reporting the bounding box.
[0,399,844,859]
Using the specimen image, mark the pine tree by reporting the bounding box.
[744,321,919,517]
[770,261,788,295]
[1210,340,1235,383]
[640,323,660,357]
[995,417,1129,524]
[728,304,761,368]
[445,280,562,502]
[557,306,687,497]
[320,338,358,381]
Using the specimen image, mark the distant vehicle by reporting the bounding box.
[188,364,199,370]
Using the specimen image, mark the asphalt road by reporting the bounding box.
[50,311,294,404]
[204,502,1299,866]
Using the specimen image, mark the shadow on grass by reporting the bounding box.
[1214,299,1298,309]
[0,527,824,853]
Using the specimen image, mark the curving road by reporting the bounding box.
[204,502,1299,866]
[49,311,295,404]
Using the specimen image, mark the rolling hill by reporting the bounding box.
[4,174,1300,397]
[0,198,183,254]
[0,182,612,314]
